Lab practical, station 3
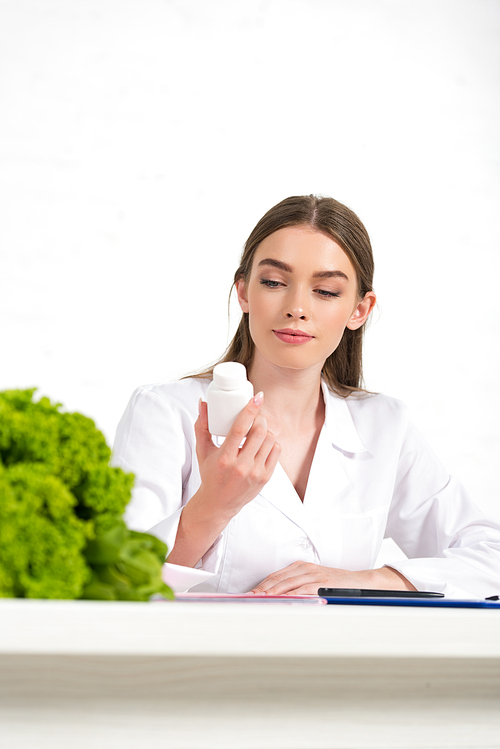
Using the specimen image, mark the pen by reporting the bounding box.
[317,588,445,598]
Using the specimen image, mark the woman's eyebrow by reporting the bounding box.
[313,269,349,281]
[257,258,349,282]
[257,258,293,272]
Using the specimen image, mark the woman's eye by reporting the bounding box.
[316,289,340,298]
[260,279,282,288]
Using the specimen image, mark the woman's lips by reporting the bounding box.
[273,328,314,345]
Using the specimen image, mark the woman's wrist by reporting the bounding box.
[166,489,234,568]
[367,566,417,591]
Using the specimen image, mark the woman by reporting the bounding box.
[112,195,500,597]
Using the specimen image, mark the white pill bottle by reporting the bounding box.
[206,362,254,437]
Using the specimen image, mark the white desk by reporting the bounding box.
[1,599,499,749]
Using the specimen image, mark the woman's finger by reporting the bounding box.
[251,562,302,591]
[253,573,313,595]
[194,400,217,463]
[237,413,270,460]
[222,392,264,454]
[253,430,281,476]
[265,440,282,474]
[251,562,317,594]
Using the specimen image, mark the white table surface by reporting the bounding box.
[1,599,499,749]
[1,597,500,656]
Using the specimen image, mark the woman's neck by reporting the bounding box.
[247,355,324,435]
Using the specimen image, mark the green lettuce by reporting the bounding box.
[0,389,173,601]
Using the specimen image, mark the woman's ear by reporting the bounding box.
[235,278,249,313]
[346,291,377,330]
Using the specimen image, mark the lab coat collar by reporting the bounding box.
[321,380,367,454]
[258,426,347,565]
[256,381,366,564]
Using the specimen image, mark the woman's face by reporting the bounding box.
[236,225,376,374]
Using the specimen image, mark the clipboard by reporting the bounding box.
[318,596,500,609]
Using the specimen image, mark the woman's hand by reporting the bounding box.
[251,561,416,595]
[194,393,281,522]
[167,393,281,569]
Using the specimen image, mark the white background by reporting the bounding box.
[1,0,499,531]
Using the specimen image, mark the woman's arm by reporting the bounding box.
[113,384,219,584]
[383,419,500,598]
[167,396,281,567]
[113,383,281,571]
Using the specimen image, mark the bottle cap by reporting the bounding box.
[212,362,248,390]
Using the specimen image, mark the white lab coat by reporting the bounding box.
[111,378,500,598]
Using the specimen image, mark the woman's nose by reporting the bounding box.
[283,288,310,320]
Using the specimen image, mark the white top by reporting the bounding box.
[111,378,500,598]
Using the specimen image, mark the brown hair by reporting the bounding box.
[189,194,375,397]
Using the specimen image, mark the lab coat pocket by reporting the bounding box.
[339,508,387,570]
